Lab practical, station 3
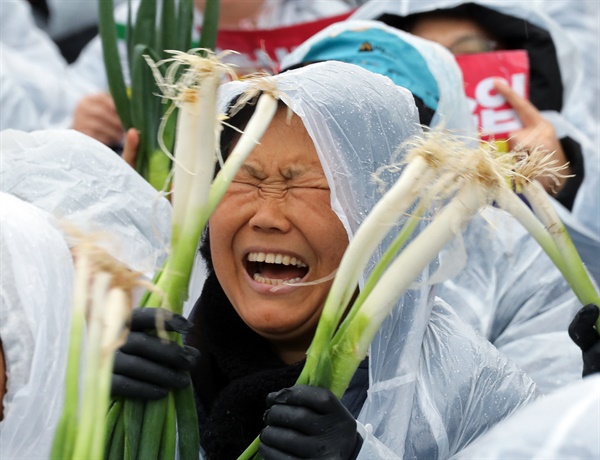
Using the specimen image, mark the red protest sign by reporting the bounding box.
[198,11,354,76]
[456,50,530,145]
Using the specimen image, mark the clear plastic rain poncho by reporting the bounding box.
[452,374,600,459]
[0,129,171,279]
[0,129,172,458]
[0,0,98,130]
[0,192,74,459]
[0,56,40,131]
[212,60,540,458]
[277,18,584,394]
[352,0,600,285]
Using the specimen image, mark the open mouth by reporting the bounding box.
[245,252,309,286]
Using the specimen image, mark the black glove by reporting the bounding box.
[111,307,200,400]
[259,385,363,460]
[568,304,600,377]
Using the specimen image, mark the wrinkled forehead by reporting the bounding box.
[219,61,421,238]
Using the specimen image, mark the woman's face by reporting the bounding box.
[209,107,348,362]
[410,16,498,55]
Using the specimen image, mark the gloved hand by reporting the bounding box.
[111,307,200,400]
[259,385,362,460]
[568,304,600,377]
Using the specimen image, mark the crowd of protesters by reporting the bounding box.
[1,1,598,459]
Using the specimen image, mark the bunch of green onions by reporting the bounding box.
[495,146,600,326]
[51,238,150,460]
[103,53,279,459]
[300,132,600,399]
[51,47,281,458]
[238,129,600,459]
[98,0,221,191]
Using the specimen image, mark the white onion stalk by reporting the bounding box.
[162,74,221,311]
[170,79,218,249]
[333,169,463,345]
[323,142,502,394]
[72,270,113,459]
[329,180,488,396]
[52,239,144,460]
[300,131,483,385]
[142,54,281,314]
[145,50,235,244]
[171,87,278,311]
[299,156,434,385]
[174,71,222,241]
[498,148,600,329]
[306,131,513,393]
[50,248,91,460]
[94,287,130,454]
[208,89,279,215]
[143,50,233,311]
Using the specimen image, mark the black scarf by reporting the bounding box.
[185,272,304,460]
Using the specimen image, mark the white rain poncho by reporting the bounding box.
[277,18,584,394]
[436,207,584,393]
[0,58,40,131]
[452,374,600,459]
[351,0,600,285]
[0,129,172,458]
[43,0,127,42]
[212,60,539,459]
[0,193,74,460]
[541,0,600,149]
[0,129,171,279]
[0,0,99,130]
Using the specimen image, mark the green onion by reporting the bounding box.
[143,49,238,312]
[208,89,279,215]
[103,53,278,460]
[50,248,90,460]
[232,112,597,460]
[198,0,220,51]
[496,147,600,331]
[51,239,145,460]
[97,0,197,190]
[98,0,133,130]
[298,154,435,387]
[327,180,487,396]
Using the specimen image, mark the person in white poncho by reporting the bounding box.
[110,60,540,459]
[0,0,98,132]
[279,19,588,394]
[452,373,600,459]
[350,0,600,288]
[0,129,172,459]
[0,193,73,460]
